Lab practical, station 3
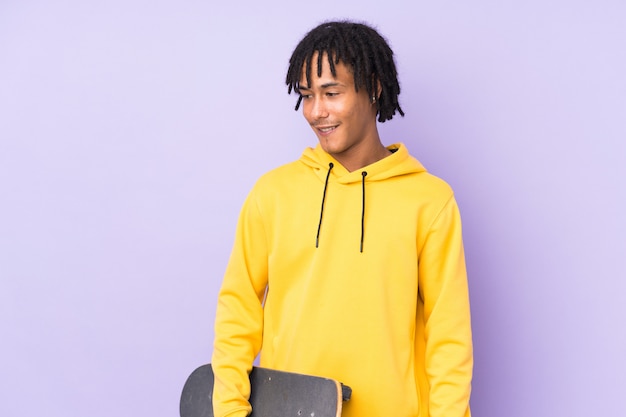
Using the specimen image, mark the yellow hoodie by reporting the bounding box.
[212,143,472,417]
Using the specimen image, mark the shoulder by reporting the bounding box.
[399,169,455,208]
[254,160,306,189]
[246,160,314,205]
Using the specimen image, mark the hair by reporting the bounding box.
[286,20,404,123]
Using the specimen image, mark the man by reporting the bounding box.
[211,20,473,417]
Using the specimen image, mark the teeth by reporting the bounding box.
[320,127,335,132]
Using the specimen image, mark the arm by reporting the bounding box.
[211,190,269,417]
[418,195,473,417]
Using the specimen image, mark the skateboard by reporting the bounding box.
[180,364,352,417]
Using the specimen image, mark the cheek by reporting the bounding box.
[301,102,312,122]
[350,99,375,122]
[324,101,348,119]
[302,106,312,123]
[300,104,307,116]
[335,102,357,121]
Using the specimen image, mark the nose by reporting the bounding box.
[309,96,328,120]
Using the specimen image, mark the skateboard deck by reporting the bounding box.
[180,364,351,417]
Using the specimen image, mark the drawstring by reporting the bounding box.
[316,162,333,248]
[360,171,367,252]
[315,163,368,253]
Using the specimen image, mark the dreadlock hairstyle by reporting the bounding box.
[286,20,404,123]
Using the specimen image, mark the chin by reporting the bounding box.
[318,138,346,156]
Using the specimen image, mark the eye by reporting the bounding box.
[326,92,339,97]
[300,93,312,100]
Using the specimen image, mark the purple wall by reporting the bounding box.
[1,1,624,416]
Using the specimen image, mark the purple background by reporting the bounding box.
[1,1,625,416]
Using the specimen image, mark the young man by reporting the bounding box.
[211,21,473,417]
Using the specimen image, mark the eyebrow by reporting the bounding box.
[297,82,343,92]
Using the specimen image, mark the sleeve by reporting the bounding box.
[211,188,269,417]
[418,194,473,417]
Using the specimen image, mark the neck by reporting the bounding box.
[333,141,391,172]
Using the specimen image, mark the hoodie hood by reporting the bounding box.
[300,143,426,184]
[299,143,427,252]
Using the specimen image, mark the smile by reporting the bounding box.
[316,125,338,135]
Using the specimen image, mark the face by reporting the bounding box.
[297,53,379,163]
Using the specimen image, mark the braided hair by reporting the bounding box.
[286,20,404,123]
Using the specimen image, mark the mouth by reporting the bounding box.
[314,124,339,135]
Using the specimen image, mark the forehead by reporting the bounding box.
[299,52,354,87]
